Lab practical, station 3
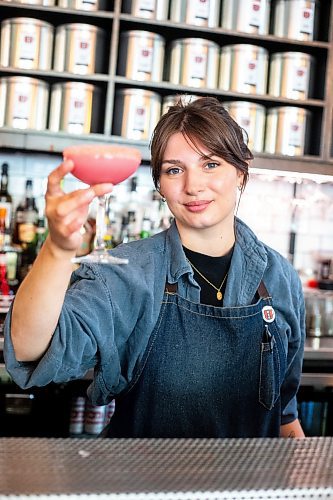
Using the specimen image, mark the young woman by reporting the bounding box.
[4,97,305,438]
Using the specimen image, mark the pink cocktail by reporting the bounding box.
[63,144,142,185]
[63,144,142,265]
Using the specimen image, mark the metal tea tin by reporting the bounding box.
[118,31,165,82]
[268,52,314,100]
[219,44,268,95]
[49,82,102,134]
[169,0,220,28]
[122,0,169,20]
[168,38,219,89]
[53,23,106,75]
[0,76,49,130]
[113,88,161,141]
[272,0,318,41]
[264,106,311,156]
[220,0,270,35]
[0,17,54,70]
[162,94,200,115]
[223,100,266,152]
[57,0,107,9]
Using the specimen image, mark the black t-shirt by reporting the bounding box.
[183,246,234,307]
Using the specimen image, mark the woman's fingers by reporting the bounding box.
[47,160,74,196]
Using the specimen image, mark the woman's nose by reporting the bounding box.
[184,170,204,195]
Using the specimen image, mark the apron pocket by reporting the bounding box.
[259,327,280,410]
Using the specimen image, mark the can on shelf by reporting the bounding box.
[162,93,200,115]
[264,106,311,156]
[223,100,266,153]
[122,0,169,20]
[271,0,319,41]
[2,0,55,3]
[84,401,106,435]
[57,0,107,10]
[113,88,161,140]
[49,81,102,134]
[0,17,54,70]
[169,0,220,28]
[53,23,106,75]
[68,396,86,435]
[0,76,49,130]
[268,52,315,100]
[220,0,270,35]
[167,38,219,89]
[219,44,268,95]
[117,31,165,82]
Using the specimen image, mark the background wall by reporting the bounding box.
[1,151,333,275]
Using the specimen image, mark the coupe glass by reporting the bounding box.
[63,144,141,264]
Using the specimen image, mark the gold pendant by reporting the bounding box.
[216,291,223,301]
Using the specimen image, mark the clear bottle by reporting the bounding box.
[0,163,13,233]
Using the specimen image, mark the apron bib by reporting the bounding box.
[106,281,287,438]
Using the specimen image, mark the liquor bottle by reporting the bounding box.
[13,179,38,246]
[140,211,152,239]
[0,163,13,233]
[12,179,39,281]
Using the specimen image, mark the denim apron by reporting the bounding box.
[106,281,287,438]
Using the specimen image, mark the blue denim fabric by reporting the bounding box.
[4,218,305,429]
[107,290,286,437]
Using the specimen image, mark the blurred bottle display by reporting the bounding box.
[12,179,39,281]
[0,163,13,233]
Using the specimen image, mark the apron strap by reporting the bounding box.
[257,280,271,299]
[165,280,270,298]
[165,282,178,294]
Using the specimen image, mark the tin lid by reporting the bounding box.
[51,81,96,92]
[120,30,165,42]
[116,88,161,99]
[271,52,314,62]
[223,100,266,112]
[267,106,311,118]
[1,17,53,29]
[56,23,104,34]
[0,75,49,89]
[170,37,219,48]
[221,44,268,55]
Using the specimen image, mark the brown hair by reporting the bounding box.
[150,96,253,192]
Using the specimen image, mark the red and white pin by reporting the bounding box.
[262,305,275,323]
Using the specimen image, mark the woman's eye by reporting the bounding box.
[166,167,182,175]
[205,162,219,170]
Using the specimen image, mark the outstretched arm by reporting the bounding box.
[10,160,113,362]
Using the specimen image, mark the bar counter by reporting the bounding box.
[1,437,333,499]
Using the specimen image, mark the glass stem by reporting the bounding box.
[94,195,107,252]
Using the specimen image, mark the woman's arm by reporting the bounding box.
[10,160,113,362]
[280,419,305,438]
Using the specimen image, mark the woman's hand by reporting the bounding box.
[45,160,114,254]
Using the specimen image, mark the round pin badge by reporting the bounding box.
[262,305,276,323]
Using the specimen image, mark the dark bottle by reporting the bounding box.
[0,163,13,233]
[12,180,38,281]
[13,179,38,246]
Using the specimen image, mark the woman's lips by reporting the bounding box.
[184,201,211,212]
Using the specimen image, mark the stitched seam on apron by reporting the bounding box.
[161,301,264,319]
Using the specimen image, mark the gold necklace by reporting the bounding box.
[186,258,228,301]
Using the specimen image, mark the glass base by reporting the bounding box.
[72,250,128,265]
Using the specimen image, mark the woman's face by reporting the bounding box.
[159,132,243,237]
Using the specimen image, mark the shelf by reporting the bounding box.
[119,14,331,50]
[114,76,326,108]
[0,1,115,20]
[0,66,110,83]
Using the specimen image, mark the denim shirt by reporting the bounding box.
[4,218,305,424]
